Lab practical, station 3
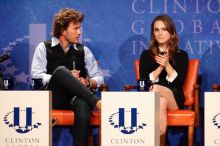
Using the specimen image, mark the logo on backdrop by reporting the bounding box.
[212,113,220,129]
[3,107,42,133]
[109,108,147,134]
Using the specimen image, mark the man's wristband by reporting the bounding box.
[87,79,93,89]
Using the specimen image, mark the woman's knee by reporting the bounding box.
[150,84,160,92]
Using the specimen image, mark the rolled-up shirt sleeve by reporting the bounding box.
[83,46,104,87]
[31,42,51,86]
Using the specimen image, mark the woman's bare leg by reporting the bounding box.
[150,84,179,146]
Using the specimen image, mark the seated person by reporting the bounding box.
[139,14,188,146]
[31,8,104,146]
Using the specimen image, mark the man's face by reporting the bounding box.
[62,22,81,44]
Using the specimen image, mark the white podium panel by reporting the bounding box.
[0,91,52,146]
[205,92,220,145]
[102,92,160,146]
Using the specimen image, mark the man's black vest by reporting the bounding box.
[44,41,87,78]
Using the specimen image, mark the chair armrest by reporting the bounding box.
[213,84,220,92]
[194,84,200,127]
[99,83,108,91]
[124,85,137,91]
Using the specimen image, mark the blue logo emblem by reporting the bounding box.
[213,113,220,129]
[109,108,147,134]
[3,107,42,133]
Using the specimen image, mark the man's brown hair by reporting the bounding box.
[52,8,84,38]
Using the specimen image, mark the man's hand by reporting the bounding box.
[79,77,90,87]
[71,70,91,88]
[71,69,80,79]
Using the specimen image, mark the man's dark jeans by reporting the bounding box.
[48,66,99,146]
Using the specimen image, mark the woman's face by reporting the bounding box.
[153,20,171,48]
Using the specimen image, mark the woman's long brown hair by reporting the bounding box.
[149,14,179,64]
